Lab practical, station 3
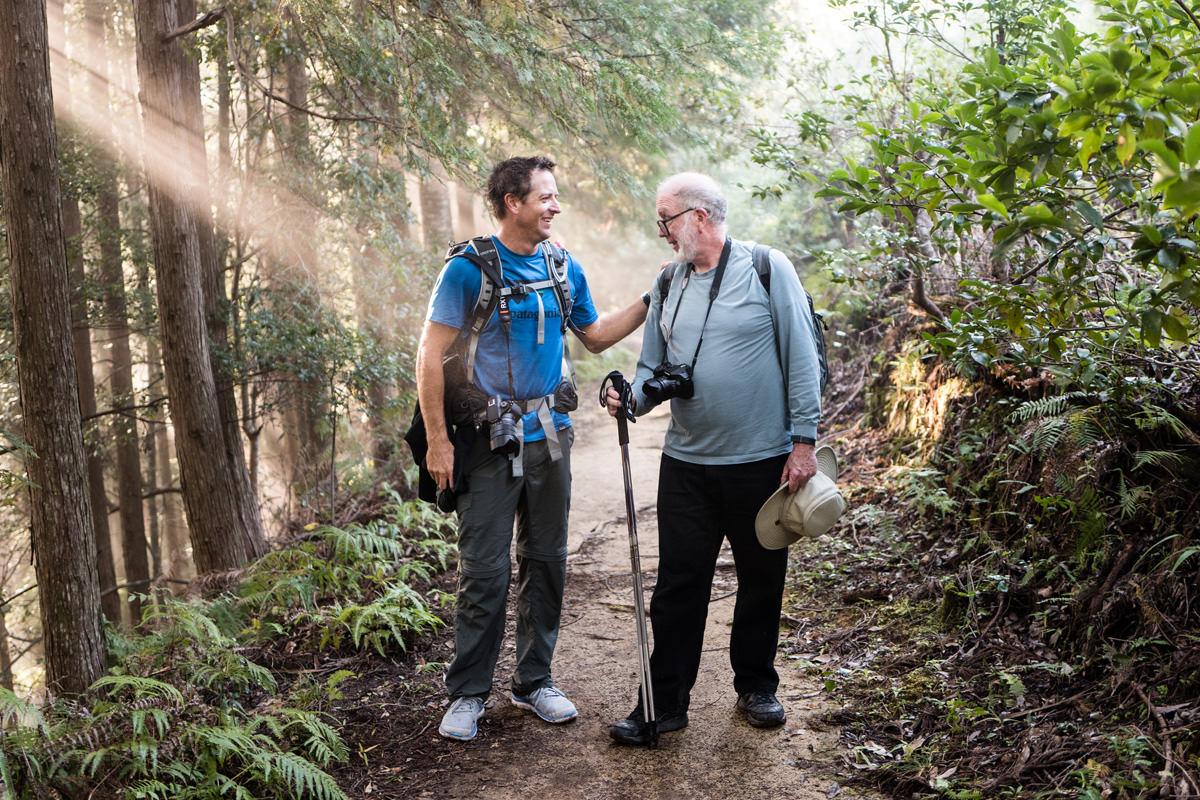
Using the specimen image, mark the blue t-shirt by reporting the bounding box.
[426,237,599,441]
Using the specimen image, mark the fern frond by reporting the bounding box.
[266,751,348,800]
[1031,415,1068,457]
[1066,407,1105,448]
[0,688,43,731]
[1116,472,1152,520]
[92,676,183,704]
[1131,404,1192,439]
[323,524,405,562]
[1132,449,1187,472]
[292,712,349,765]
[123,778,172,799]
[1009,391,1093,423]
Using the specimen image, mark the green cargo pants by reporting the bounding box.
[444,428,573,699]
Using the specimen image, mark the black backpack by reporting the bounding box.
[404,237,578,510]
[445,235,578,380]
[655,244,829,394]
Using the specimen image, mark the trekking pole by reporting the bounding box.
[599,371,657,748]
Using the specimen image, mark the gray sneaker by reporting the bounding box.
[511,686,578,723]
[438,696,485,741]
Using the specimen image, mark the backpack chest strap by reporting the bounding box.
[499,278,560,345]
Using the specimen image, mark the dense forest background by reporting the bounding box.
[0,0,1196,797]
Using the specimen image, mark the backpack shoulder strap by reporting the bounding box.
[656,262,681,304]
[751,244,772,293]
[539,241,579,334]
[753,243,830,395]
[444,236,506,379]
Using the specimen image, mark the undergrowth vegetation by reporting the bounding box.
[0,488,454,800]
[784,307,1199,799]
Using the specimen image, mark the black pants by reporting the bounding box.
[646,452,790,715]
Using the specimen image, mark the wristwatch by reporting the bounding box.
[791,435,816,446]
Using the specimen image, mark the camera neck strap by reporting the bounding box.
[664,237,732,369]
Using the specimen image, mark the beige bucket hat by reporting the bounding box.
[755,445,845,549]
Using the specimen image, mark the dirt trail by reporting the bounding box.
[399,400,865,800]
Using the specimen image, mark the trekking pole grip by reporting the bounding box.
[599,370,635,446]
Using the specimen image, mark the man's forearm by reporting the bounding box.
[416,345,450,448]
[576,297,649,353]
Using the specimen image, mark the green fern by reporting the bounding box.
[264,751,347,800]
[322,523,405,561]
[1066,406,1106,449]
[93,675,184,704]
[1031,414,1068,457]
[0,687,43,730]
[1131,449,1188,472]
[1009,391,1094,423]
[1131,404,1192,439]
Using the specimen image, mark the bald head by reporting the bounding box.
[657,172,728,230]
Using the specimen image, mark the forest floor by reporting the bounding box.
[323,400,880,799]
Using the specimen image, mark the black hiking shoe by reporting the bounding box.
[736,691,786,728]
[608,708,688,746]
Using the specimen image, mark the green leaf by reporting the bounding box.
[970,349,992,366]
[1052,21,1078,62]
[1164,175,1200,213]
[1140,139,1180,175]
[1079,129,1102,168]
[1020,203,1064,227]
[1141,308,1163,348]
[1074,200,1105,230]
[1161,314,1189,342]
[1157,247,1181,270]
[1109,45,1133,74]
[1058,112,1093,137]
[977,193,1009,218]
[1186,122,1200,165]
[1089,72,1121,100]
[1116,121,1136,164]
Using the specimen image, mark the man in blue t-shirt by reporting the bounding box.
[416,156,648,741]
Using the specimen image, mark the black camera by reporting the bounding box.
[486,396,522,456]
[642,362,694,402]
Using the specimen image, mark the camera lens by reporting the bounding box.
[643,362,693,402]
[488,402,521,456]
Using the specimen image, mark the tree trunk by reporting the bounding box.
[353,198,393,470]
[455,181,478,240]
[133,0,262,573]
[143,409,162,586]
[351,115,396,469]
[82,0,149,624]
[49,0,123,628]
[0,607,13,692]
[274,16,332,503]
[0,0,106,694]
[137,247,188,584]
[187,11,266,560]
[420,164,454,253]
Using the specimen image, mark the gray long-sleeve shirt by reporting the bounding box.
[632,238,822,465]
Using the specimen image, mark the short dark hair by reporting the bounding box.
[487,156,556,219]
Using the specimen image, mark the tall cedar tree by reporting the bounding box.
[47,0,122,626]
[133,0,264,572]
[0,0,106,694]
[82,0,151,623]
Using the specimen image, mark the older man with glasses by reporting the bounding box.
[604,171,824,745]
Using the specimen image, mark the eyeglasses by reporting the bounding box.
[656,207,699,236]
